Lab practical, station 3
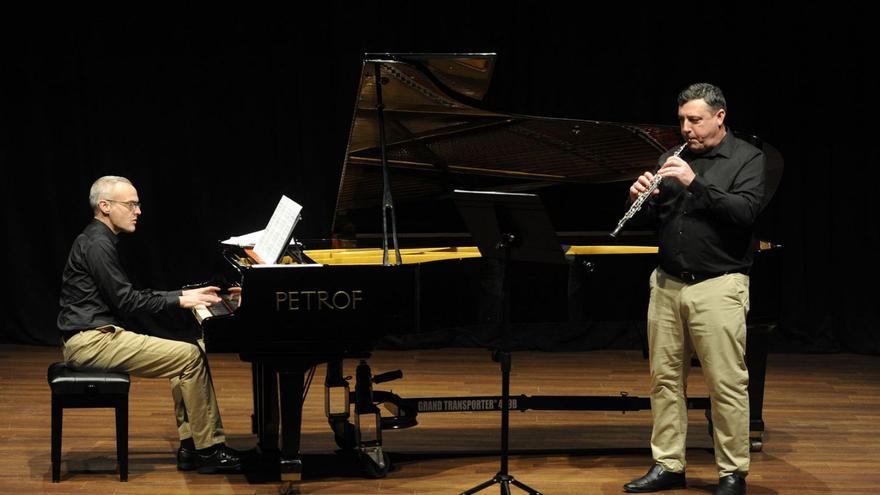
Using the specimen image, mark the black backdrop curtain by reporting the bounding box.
[1,5,877,353]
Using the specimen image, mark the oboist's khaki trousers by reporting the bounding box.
[62,326,225,449]
[647,268,750,477]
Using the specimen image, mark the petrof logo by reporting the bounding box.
[275,290,363,311]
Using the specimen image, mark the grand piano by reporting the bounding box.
[195,53,783,481]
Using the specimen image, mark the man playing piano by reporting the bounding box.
[622,84,765,495]
[57,175,244,474]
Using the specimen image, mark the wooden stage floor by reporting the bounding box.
[1,344,878,494]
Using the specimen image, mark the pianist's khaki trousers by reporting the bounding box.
[647,268,750,478]
[63,326,225,449]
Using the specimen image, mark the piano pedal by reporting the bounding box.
[329,446,392,479]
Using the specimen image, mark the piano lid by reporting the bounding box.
[333,53,782,240]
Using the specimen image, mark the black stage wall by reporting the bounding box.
[1,5,877,352]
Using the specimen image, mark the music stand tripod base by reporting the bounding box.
[460,472,543,495]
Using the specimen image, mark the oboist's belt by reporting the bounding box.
[60,324,116,344]
[665,269,747,284]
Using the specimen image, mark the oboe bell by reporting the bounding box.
[609,142,688,238]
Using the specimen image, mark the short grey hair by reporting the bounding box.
[678,83,727,113]
[89,176,132,212]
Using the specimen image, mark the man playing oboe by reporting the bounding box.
[622,83,766,495]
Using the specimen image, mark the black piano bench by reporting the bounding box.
[47,362,130,482]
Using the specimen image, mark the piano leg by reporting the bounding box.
[250,363,259,434]
[254,362,280,452]
[245,362,306,480]
[746,323,771,452]
[278,371,305,479]
[240,361,284,483]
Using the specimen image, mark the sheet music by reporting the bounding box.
[221,229,306,247]
[221,230,265,247]
[253,196,302,264]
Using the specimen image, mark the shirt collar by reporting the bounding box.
[699,128,733,158]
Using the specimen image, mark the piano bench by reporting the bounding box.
[47,362,130,482]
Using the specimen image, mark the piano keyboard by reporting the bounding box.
[193,293,240,324]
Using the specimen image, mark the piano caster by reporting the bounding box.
[358,446,391,479]
[324,359,406,479]
[750,435,764,452]
[279,482,299,495]
[279,461,302,495]
[280,456,303,482]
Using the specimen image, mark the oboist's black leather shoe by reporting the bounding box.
[197,444,243,474]
[715,474,746,495]
[177,445,198,471]
[624,464,687,492]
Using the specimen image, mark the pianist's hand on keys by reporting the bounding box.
[192,287,241,322]
[179,286,223,309]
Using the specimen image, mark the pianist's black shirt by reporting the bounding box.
[637,131,766,277]
[57,219,181,334]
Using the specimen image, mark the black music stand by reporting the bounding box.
[453,190,565,495]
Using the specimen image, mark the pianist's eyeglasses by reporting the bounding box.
[103,199,142,211]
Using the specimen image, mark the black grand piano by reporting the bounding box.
[195,53,783,481]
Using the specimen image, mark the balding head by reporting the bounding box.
[89,176,133,213]
[90,176,141,234]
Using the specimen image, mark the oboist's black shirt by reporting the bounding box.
[57,219,181,334]
[638,131,766,277]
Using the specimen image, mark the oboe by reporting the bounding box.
[609,142,688,238]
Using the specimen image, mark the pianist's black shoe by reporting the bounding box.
[177,438,198,471]
[197,444,243,474]
[715,474,746,495]
[623,464,686,492]
[177,445,198,471]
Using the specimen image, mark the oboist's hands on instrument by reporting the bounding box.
[629,171,660,202]
[629,156,697,202]
[658,155,696,187]
[179,286,223,309]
